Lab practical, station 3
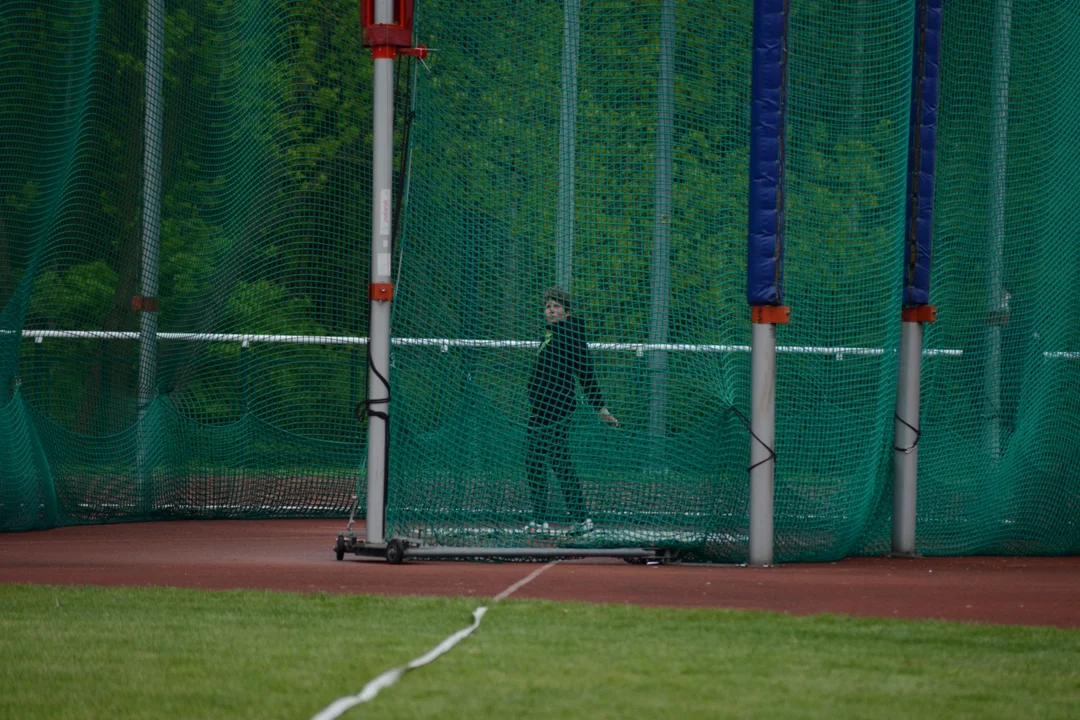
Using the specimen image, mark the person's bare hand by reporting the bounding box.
[599,408,619,428]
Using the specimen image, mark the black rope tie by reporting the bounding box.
[356,344,393,534]
[725,405,778,473]
[893,413,920,454]
[356,349,391,423]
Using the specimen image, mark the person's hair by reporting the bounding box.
[543,287,572,313]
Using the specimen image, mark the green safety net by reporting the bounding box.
[1,0,1077,561]
[875,0,1080,555]
[0,0,370,530]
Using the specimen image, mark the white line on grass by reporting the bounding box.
[309,561,559,720]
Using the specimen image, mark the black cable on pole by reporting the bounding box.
[724,404,778,473]
[893,413,921,454]
[391,59,416,251]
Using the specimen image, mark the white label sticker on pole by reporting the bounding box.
[380,189,391,236]
[378,253,391,277]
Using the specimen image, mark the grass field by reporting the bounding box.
[2,584,1079,719]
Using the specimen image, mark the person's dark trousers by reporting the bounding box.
[526,413,588,523]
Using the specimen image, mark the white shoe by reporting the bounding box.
[570,518,595,535]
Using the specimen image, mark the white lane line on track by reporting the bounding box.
[494,562,558,601]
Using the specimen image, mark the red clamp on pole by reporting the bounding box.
[751,305,791,324]
[132,296,159,312]
[370,283,394,301]
[361,0,415,47]
[399,46,428,60]
[901,305,937,323]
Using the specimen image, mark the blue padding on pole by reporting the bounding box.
[747,0,787,306]
[904,0,942,307]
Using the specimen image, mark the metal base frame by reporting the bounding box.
[335,532,680,565]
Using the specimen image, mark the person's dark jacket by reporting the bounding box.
[527,315,605,425]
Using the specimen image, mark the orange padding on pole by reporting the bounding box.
[370,283,394,301]
[371,46,397,59]
[751,305,790,324]
[901,305,937,323]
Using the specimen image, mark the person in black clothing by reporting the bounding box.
[525,288,618,534]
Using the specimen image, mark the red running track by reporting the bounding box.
[1,519,1077,627]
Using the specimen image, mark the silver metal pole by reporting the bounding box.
[556,0,579,291]
[892,319,923,555]
[852,0,864,127]
[748,321,777,566]
[366,0,396,545]
[648,0,674,467]
[986,0,1011,465]
[136,0,165,512]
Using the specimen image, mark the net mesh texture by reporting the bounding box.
[1,0,1077,562]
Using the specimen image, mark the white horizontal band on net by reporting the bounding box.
[12,329,980,357]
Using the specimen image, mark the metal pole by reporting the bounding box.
[848,0,864,240]
[852,0,865,127]
[136,0,165,513]
[891,0,941,555]
[366,0,396,545]
[649,0,674,467]
[556,0,579,291]
[746,0,789,568]
[240,340,250,414]
[892,320,923,555]
[748,322,777,566]
[986,0,1011,465]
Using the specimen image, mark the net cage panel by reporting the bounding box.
[387,0,916,561]
[873,0,1080,555]
[0,0,369,530]
[386,0,751,556]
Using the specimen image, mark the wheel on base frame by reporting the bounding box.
[386,538,407,565]
[624,550,673,565]
[334,536,346,561]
